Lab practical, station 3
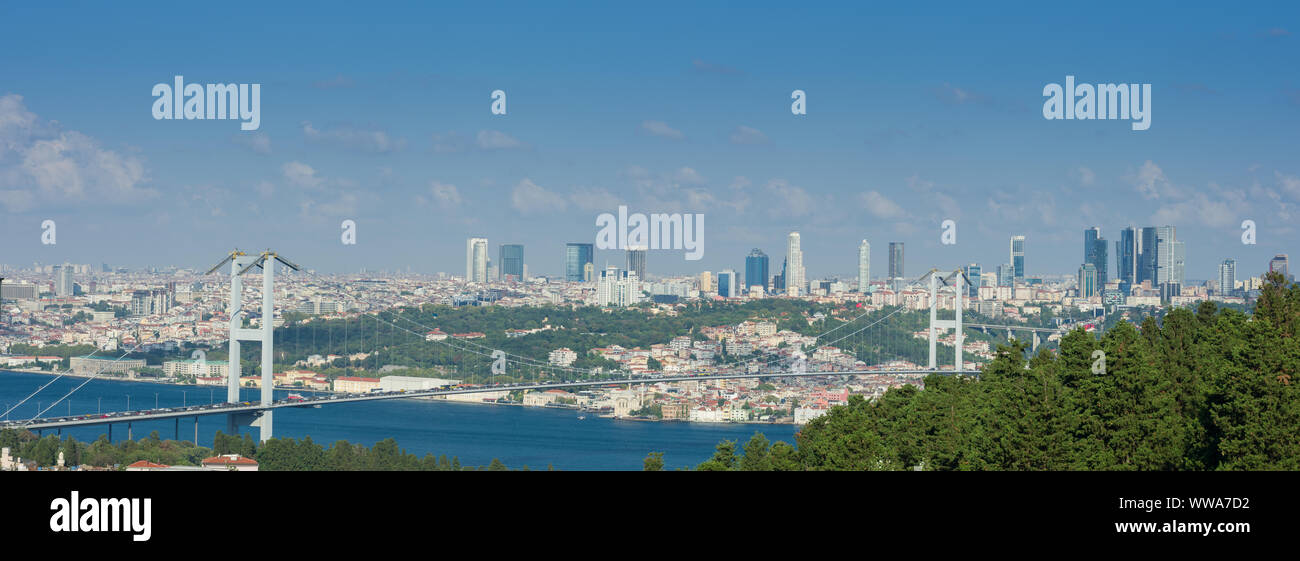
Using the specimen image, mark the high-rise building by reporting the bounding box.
[1009,235,1025,282]
[55,264,74,297]
[997,263,1013,287]
[565,243,594,282]
[626,246,647,281]
[964,263,981,298]
[1078,263,1098,298]
[596,266,640,307]
[717,269,738,298]
[1218,259,1237,296]
[1084,227,1108,284]
[699,271,713,293]
[499,244,524,281]
[745,249,769,293]
[786,232,805,296]
[1116,226,1137,285]
[888,242,904,291]
[857,240,870,292]
[465,237,488,282]
[1270,254,1290,281]
[1138,226,1158,284]
[1155,226,1183,286]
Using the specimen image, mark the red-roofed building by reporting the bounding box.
[125,460,170,471]
[201,454,259,471]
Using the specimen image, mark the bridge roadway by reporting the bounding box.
[3,368,964,432]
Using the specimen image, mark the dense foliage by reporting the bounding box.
[0,429,212,468]
[684,273,1300,471]
[0,429,525,471]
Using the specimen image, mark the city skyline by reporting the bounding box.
[1,4,1296,281]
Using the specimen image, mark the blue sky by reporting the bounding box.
[1,1,1297,280]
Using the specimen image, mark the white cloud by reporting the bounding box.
[729,126,768,144]
[1277,171,1300,199]
[1075,166,1095,186]
[255,180,274,198]
[1151,185,1248,228]
[511,178,567,215]
[431,132,470,153]
[569,186,622,212]
[1130,160,1175,199]
[233,132,272,155]
[302,121,405,153]
[299,191,359,218]
[641,120,684,140]
[764,179,816,218]
[282,161,324,189]
[0,94,155,212]
[860,190,906,219]
[674,167,704,185]
[416,180,462,208]
[476,129,524,150]
[904,174,961,220]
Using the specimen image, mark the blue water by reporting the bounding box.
[0,370,794,470]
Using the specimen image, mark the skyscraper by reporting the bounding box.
[857,240,870,292]
[745,248,769,293]
[997,263,1013,287]
[1116,226,1137,285]
[1009,235,1025,282]
[699,271,713,293]
[717,269,737,298]
[1138,226,1158,284]
[1078,263,1098,298]
[499,244,524,281]
[55,264,74,297]
[1155,226,1182,286]
[596,266,640,307]
[1270,254,1290,281]
[565,243,594,282]
[465,237,488,282]
[626,246,647,281]
[786,232,805,296]
[964,263,981,298]
[1084,227,1108,284]
[888,242,904,291]
[1219,259,1237,296]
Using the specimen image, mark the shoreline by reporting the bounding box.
[2,368,799,426]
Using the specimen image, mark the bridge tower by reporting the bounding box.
[921,269,970,374]
[206,249,301,442]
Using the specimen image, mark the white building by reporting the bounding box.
[548,347,578,367]
[466,237,489,282]
[858,240,870,292]
[379,376,460,392]
[786,232,805,296]
[596,266,641,307]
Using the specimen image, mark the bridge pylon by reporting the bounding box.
[206,249,301,442]
[919,268,971,374]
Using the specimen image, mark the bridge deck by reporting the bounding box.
[5,369,969,431]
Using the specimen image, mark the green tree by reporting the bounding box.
[643,451,664,471]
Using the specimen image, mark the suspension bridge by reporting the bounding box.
[1,254,1071,441]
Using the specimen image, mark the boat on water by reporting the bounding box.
[577,414,587,420]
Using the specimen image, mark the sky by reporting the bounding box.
[1,1,1297,281]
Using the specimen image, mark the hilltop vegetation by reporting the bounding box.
[675,272,1300,471]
